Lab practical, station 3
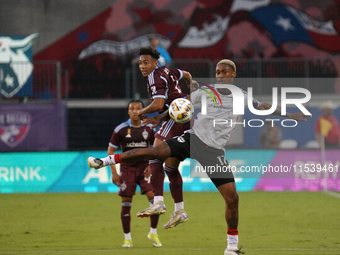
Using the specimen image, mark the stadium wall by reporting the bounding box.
[0,150,339,194]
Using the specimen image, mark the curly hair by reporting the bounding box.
[139,46,160,60]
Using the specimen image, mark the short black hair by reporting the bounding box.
[127,99,144,111]
[139,46,160,60]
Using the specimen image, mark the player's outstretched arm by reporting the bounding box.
[286,112,312,122]
[257,102,312,121]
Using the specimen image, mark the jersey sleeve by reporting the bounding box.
[170,68,183,80]
[109,131,120,149]
[150,73,168,99]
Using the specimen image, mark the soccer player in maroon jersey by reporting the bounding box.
[135,46,192,229]
[108,100,161,248]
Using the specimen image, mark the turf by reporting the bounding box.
[1,191,339,255]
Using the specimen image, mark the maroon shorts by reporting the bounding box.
[155,118,191,141]
[118,170,152,197]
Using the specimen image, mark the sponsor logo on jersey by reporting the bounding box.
[0,111,31,147]
[177,136,185,143]
[126,141,147,147]
[198,82,223,107]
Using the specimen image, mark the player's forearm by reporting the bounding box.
[110,165,118,175]
[258,102,288,117]
[182,71,192,88]
[158,109,169,121]
[138,99,164,115]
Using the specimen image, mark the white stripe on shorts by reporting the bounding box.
[161,119,175,138]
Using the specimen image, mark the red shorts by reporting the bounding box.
[118,170,152,197]
[155,118,191,141]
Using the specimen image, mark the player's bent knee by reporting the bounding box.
[227,192,239,208]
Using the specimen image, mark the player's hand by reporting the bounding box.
[288,112,312,122]
[191,80,199,92]
[111,173,120,187]
[142,115,163,128]
[138,114,147,120]
[143,165,151,178]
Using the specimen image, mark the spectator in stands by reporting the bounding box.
[315,101,340,149]
[150,37,172,66]
[259,120,283,149]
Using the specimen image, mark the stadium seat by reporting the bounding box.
[304,140,320,149]
[279,139,298,149]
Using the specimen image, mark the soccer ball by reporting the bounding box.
[169,98,193,123]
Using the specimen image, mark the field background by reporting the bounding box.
[1,191,340,255]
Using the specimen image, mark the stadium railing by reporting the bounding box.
[1,56,339,102]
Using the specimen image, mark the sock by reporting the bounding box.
[154,196,163,203]
[150,160,165,196]
[164,165,183,203]
[121,202,132,235]
[227,229,239,250]
[150,227,157,234]
[124,232,132,240]
[149,197,160,229]
[175,202,184,211]
[101,154,122,166]
[150,214,159,229]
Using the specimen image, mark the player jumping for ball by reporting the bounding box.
[88,59,311,254]
[130,46,192,229]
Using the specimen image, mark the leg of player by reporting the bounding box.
[145,190,162,247]
[217,182,243,255]
[121,196,133,248]
[163,160,188,229]
[87,142,171,169]
[136,137,168,217]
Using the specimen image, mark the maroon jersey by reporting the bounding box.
[109,119,155,172]
[147,66,187,114]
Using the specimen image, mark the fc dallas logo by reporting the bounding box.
[0,111,31,147]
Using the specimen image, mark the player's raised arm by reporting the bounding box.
[256,102,312,121]
[181,70,192,89]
